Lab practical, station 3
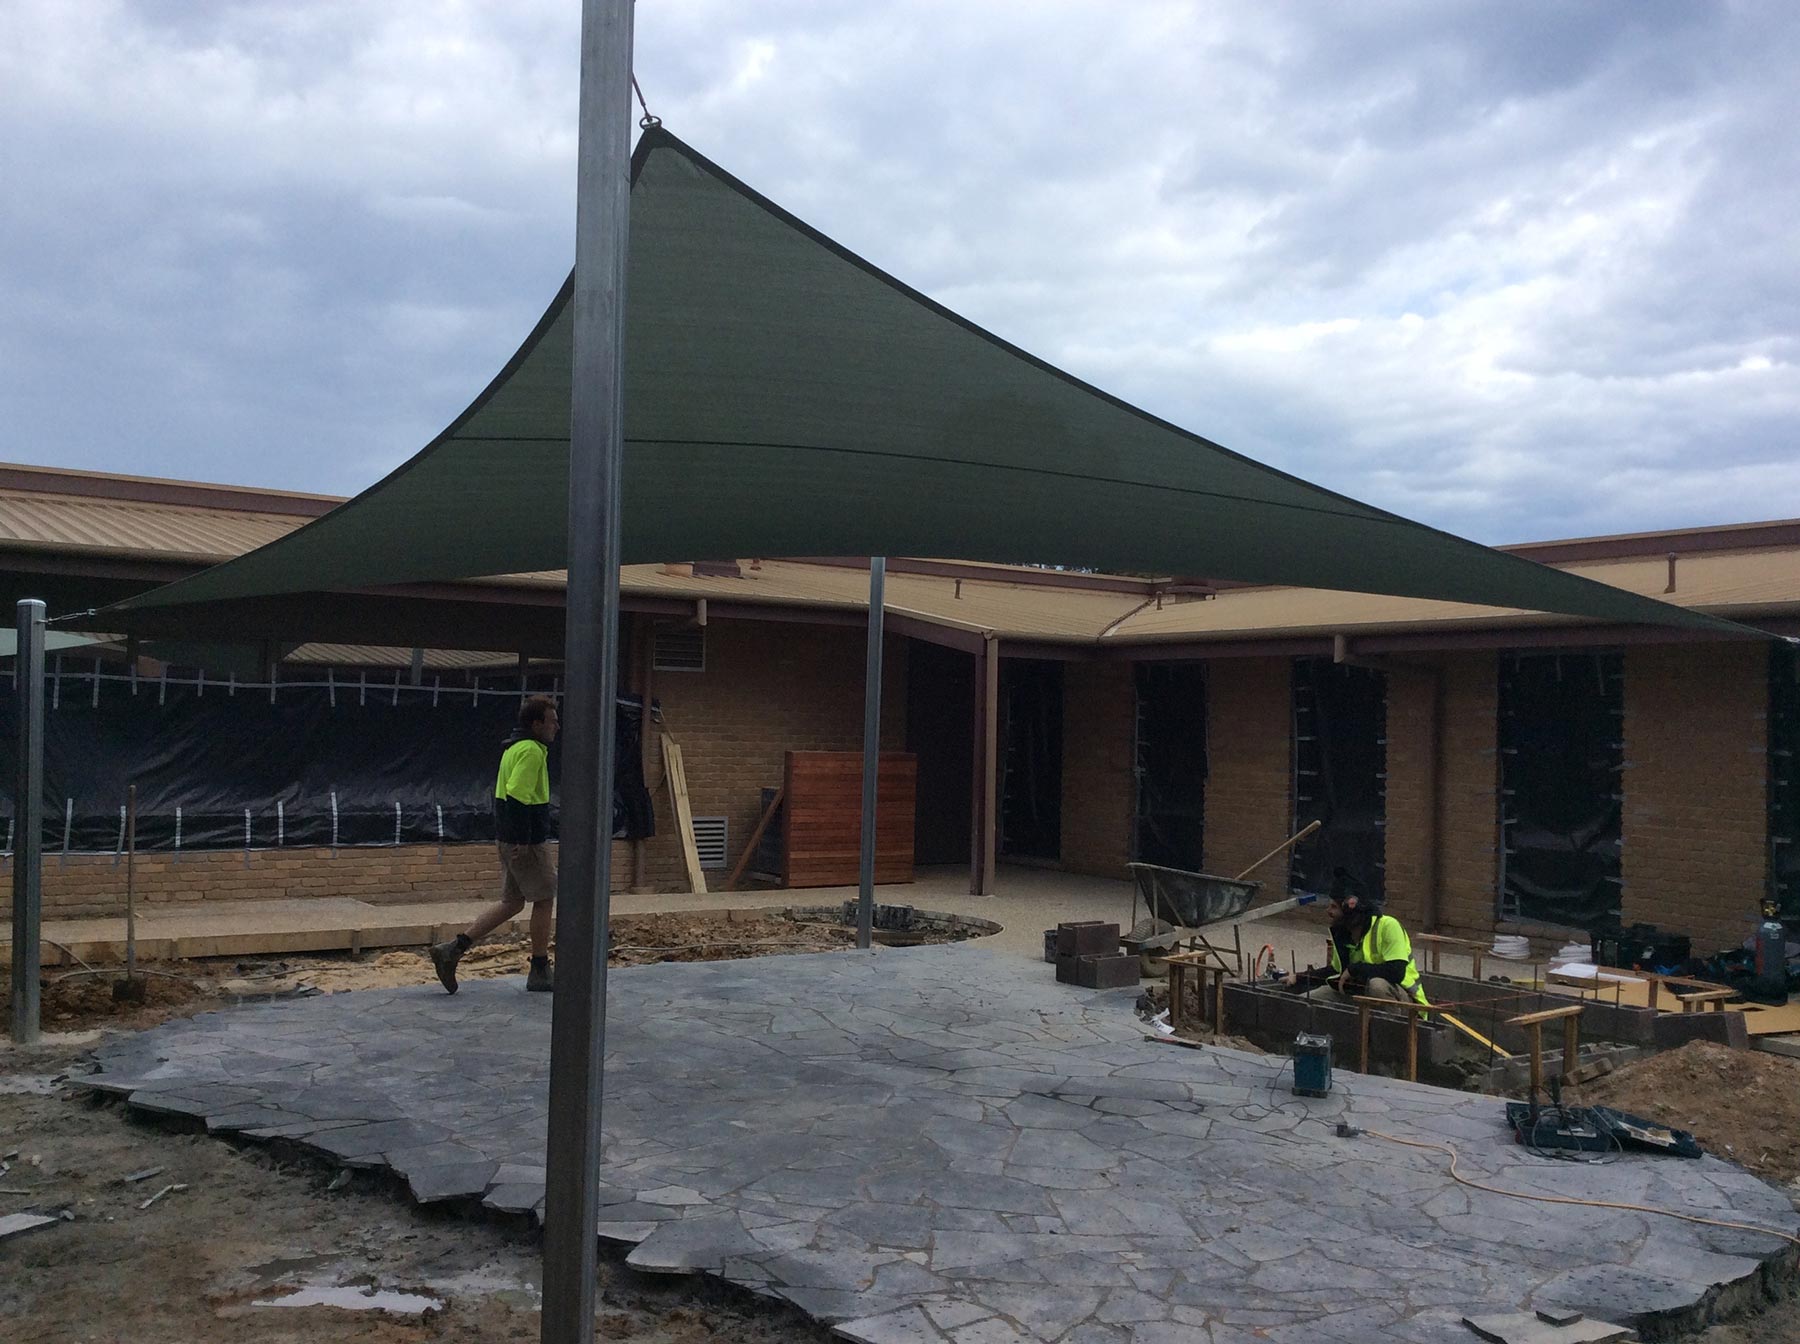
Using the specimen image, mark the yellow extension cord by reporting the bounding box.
[1361,1127,1800,1249]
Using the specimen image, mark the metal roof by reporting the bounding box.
[3,462,1797,648]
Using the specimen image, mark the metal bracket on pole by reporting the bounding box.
[856,558,886,949]
[11,599,46,1044]
[539,1,633,1340]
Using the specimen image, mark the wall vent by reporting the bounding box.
[691,815,728,869]
[653,626,705,672]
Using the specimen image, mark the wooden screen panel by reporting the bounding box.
[782,750,917,888]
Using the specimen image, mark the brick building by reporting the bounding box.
[2,463,1797,955]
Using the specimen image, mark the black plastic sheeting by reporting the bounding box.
[998,659,1063,860]
[1499,652,1623,929]
[1771,643,1800,921]
[1133,662,1207,871]
[0,669,654,853]
[1289,658,1385,901]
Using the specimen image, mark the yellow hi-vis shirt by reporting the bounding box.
[495,738,550,805]
[1328,913,1429,1008]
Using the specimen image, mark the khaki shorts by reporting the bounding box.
[498,842,557,905]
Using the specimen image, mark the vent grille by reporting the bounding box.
[692,815,728,869]
[653,626,705,672]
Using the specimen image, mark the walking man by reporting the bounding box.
[430,695,559,993]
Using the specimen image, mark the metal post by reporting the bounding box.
[125,784,137,980]
[856,558,886,949]
[540,0,633,1339]
[11,599,45,1044]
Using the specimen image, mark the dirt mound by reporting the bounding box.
[1575,1041,1800,1184]
[0,964,207,1033]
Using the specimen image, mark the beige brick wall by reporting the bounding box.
[1621,642,1767,952]
[1060,660,1135,878]
[636,619,908,890]
[1435,653,1501,937]
[1382,663,1435,929]
[1382,653,1500,937]
[1203,657,1292,900]
[3,842,519,923]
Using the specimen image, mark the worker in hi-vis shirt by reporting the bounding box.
[429,695,560,994]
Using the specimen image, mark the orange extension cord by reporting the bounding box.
[1361,1127,1800,1249]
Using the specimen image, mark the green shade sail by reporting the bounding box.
[109,128,1743,635]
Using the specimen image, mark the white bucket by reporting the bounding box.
[1491,934,1531,961]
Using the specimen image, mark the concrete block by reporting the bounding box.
[1075,953,1138,989]
[1057,922,1118,956]
[1652,1010,1748,1051]
[1055,952,1080,985]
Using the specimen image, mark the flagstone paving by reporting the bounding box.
[87,944,1798,1342]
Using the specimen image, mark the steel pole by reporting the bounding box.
[540,0,633,1339]
[856,559,886,949]
[11,599,45,1045]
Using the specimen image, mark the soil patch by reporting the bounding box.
[1135,980,1267,1055]
[2,909,973,1035]
[1575,1041,1800,1184]
[0,1074,828,1344]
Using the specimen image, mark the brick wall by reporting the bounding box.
[636,619,908,891]
[1203,657,1292,901]
[1382,664,1435,929]
[1060,660,1135,878]
[1380,654,1500,937]
[1,842,525,923]
[1433,653,1501,937]
[1621,642,1767,952]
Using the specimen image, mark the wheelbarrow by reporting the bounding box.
[1126,820,1323,975]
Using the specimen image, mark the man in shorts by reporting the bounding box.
[430,695,559,993]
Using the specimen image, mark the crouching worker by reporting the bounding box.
[430,695,560,994]
[1304,870,1429,1013]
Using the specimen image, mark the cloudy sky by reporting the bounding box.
[3,1,1796,545]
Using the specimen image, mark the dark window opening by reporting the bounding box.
[1133,662,1206,870]
[997,658,1063,860]
[905,639,975,866]
[1289,658,1386,900]
[1498,651,1623,930]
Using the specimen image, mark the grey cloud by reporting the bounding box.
[3,0,1797,541]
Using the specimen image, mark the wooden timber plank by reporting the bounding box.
[1506,1003,1586,1028]
[1735,1003,1800,1036]
[781,749,917,888]
[660,735,708,895]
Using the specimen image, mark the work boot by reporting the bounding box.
[526,958,554,993]
[429,937,467,994]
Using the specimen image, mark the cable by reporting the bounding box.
[45,939,95,972]
[1226,1057,1342,1137]
[1358,1126,1800,1248]
[1515,1102,1621,1166]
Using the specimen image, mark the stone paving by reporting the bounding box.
[88,944,1799,1342]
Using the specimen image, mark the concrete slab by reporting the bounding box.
[0,1212,62,1242]
[1462,1312,1634,1343]
[86,942,1799,1342]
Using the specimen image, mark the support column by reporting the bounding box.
[969,634,999,895]
[857,558,886,948]
[540,0,633,1340]
[631,613,654,893]
[11,599,45,1045]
